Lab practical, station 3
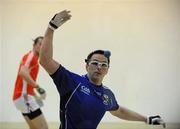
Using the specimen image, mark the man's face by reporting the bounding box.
[34,38,42,55]
[86,54,109,82]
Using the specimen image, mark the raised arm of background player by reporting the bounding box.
[40,10,71,74]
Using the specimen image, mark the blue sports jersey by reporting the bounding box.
[50,66,119,129]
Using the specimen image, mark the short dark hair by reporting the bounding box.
[85,50,111,64]
[33,36,43,45]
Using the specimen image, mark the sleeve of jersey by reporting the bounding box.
[50,66,78,96]
[107,90,119,111]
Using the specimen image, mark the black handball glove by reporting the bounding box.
[49,10,71,30]
[147,115,166,128]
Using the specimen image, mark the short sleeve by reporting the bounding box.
[104,88,119,111]
[21,51,38,69]
[50,65,79,96]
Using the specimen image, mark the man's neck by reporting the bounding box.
[87,74,102,86]
[33,49,39,56]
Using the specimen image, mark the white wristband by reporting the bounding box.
[48,24,55,31]
[146,116,150,124]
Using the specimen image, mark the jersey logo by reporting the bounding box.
[80,86,90,95]
[102,94,109,105]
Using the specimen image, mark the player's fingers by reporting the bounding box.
[66,10,71,13]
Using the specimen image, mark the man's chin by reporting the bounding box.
[92,74,102,79]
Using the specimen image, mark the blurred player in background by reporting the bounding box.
[12,36,48,129]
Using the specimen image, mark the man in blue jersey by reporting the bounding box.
[40,10,166,129]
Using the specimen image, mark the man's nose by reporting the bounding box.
[97,64,102,69]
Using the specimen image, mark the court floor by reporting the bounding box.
[0,122,179,129]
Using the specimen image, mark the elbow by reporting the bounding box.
[39,53,46,67]
[39,58,46,67]
[39,57,43,65]
[39,55,50,68]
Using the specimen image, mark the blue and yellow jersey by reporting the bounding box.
[50,66,119,129]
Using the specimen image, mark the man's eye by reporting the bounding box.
[102,64,108,67]
[91,62,98,65]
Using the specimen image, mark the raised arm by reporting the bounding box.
[39,10,71,75]
[39,27,59,75]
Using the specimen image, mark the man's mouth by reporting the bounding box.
[94,72,101,75]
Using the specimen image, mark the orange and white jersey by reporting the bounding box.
[13,51,39,101]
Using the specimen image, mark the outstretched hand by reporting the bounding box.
[147,115,166,128]
[49,10,71,30]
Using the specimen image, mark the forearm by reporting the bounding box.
[110,106,147,122]
[40,27,60,75]
[40,10,71,74]
[40,27,54,67]
[19,67,38,88]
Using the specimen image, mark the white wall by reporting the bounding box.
[0,0,180,123]
[0,2,2,122]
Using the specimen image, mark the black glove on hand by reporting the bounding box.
[147,115,166,128]
[49,10,71,30]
